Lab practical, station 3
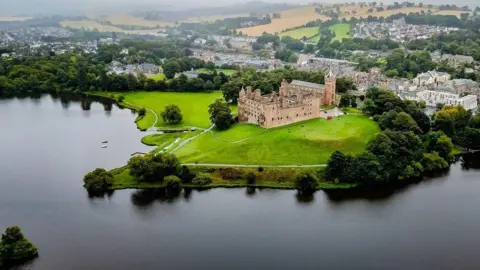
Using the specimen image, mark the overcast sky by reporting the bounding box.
[3,0,479,16]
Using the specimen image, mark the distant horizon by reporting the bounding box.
[1,0,479,17]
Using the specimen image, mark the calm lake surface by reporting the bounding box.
[1,95,480,270]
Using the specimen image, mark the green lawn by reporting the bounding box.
[175,115,380,165]
[123,91,232,129]
[279,27,320,40]
[196,68,237,76]
[330,23,351,41]
[149,73,166,81]
[307,24,350,43]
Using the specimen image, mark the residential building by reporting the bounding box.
[413,70,451,86]
[401,90,478,110]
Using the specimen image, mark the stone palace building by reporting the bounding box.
[238,72,336,128]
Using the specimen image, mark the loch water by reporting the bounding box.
[0,95,479,270]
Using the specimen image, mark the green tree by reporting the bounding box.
[208,99,233,130]
[163,61,180,79]
[422,152,448,172]
[161,104,183,124]
[339,94,351,107]
[214,110,233,130]
[213,75,223,89]
[83,168,113,195]
[296,172,318,192]
[164,175,181,189]
[128,153,181,182]
[324,151,349,182]
[335,77,355,93]
[204,80,214,92]
[0,226,38,267]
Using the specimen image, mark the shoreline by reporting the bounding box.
[81,92,470,192]
[108,166,358,191]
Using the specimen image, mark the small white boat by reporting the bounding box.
[101,145,107,148]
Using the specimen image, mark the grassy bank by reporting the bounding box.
[87,91,235,130]
[109,166,358,190]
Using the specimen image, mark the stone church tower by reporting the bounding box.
[323,70,336,105]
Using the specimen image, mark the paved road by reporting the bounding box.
[182,163,327,168]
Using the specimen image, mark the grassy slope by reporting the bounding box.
[175,115,380,165]
[330,23,351,41]
[308,23,351,43]
[196,68,237,76]
[279,27,320,39]
[123,91,226,129]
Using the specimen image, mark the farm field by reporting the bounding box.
[336,5,438,20]
[196,68,237,76]
[433,10,473,17]
[60,20,164,34]
[279,27,319,39]
[175,115,380,165]
[183,13,250,23]
[237,5,330,36]
[0,16,32,21]
[93,14,171,27]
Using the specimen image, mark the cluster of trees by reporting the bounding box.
[127,153,199,186]
[221,68,326,103]
[209,99,234,130]
[83,168,114,195]
[324,87,457,184]
[382,49,435,78]
[274,49,298,63]
[317,37,399,59]
[220,68,355,104]
[0,54,106,96]
[407,31,480,61]
[0,226,38,268]
[0,51,234,96]
[433,105,480,150]
[339,94,358,108]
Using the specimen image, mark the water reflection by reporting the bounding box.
[461,152,480,169]
[295,191,315,204]
[131,188,183,208]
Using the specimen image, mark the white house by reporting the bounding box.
[413,70,450,86]
[193,38,207,45]
[403,90,478,110]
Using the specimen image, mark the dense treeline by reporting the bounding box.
[220,68,356,103]
[407,31,480,61]
[324,87,480,185]
[0,47,232,96]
